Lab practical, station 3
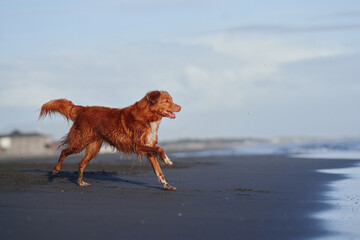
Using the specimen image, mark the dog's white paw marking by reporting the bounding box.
[157,175,166,184]
[163,155,173,166]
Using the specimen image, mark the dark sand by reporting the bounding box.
[0,153,359,240]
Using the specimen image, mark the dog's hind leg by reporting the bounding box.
[77,140,103,186]
[52,148,75,175]
[147,154,176,191]
[52,126,86,175]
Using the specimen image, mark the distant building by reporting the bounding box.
[0,130,57,158]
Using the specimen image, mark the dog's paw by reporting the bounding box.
[78,181,91,187]
[164,183,177,191]
[162,155,173,166]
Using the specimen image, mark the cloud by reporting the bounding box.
[0,84,62,108]
[180,32,348,110]
[186,33,346,62]
[184,65,242,109]
[315,10,360,20]
[0,48,177,108]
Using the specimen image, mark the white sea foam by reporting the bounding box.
[313,163,360,240]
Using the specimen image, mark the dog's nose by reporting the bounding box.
[177,105,182,112]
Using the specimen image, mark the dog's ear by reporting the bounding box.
[146,91,161,104]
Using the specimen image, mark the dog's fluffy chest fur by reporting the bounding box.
[146,120,161,146]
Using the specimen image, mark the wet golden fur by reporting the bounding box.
[40,91,181,190]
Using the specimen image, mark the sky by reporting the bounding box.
[1,0,360,141]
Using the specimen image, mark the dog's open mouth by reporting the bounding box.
[163,110,176,119]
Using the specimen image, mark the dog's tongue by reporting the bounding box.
[164,111,176,119]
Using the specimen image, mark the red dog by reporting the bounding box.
[40,91,181,190]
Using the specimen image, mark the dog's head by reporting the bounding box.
[146,91,181,119]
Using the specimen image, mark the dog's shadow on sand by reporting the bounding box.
[23,169,162,190]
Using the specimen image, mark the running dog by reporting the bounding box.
[39,91,181,190]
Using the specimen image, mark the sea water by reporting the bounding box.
[172,138,360,158]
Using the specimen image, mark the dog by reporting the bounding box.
[39,91,181,190]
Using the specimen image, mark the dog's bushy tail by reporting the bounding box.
[39,99,82,122]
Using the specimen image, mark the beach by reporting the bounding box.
[0,153,359,240]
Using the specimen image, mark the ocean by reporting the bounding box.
[172,137,360,159]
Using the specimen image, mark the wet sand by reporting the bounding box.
[0,154,358,240]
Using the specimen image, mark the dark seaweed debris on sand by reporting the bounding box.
[234,188,274,196]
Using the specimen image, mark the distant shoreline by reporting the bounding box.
[2,136,360,161]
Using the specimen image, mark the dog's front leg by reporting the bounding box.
[136,145,176,190]
[156,146,173,166]
[146,154,176,191]
[160,151,173,166]
[137,145,173,166]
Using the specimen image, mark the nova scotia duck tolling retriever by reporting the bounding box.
[39,91,181,191]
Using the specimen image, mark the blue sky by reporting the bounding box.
[1,0,360,140]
